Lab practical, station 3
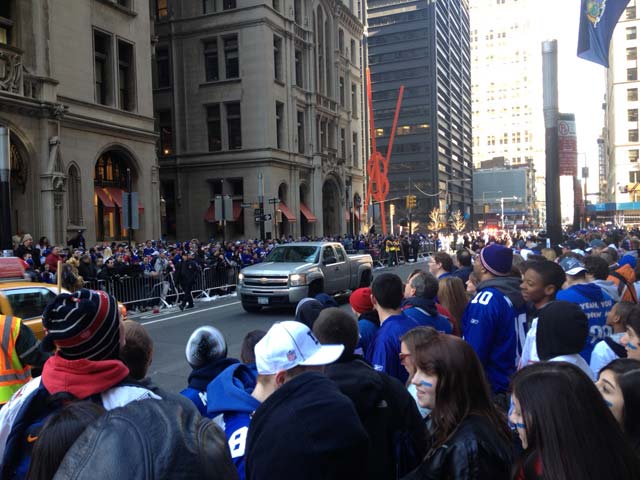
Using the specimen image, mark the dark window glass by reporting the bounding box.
[295,49,303,87]
[223,0,236,10]
[629,109,638,122]
[294,0,302,24]
[203,0,215,13]
[352,132,358,165]
[207,105,222,151]
[204,40,219,81]
[351,83,357,117]
[276,102,284,149]
[629,88,639,101]
[118,40,135,111]
[630,150,639,163]
[628,47,637,61]
[628,26,637,40]
[340,128,346,159]
[94,31,112,105]
[297,111,305,154]
[226,102,242,149]
[156,47,171,87]
[224,35,239,79]
[339,77,345,106]
[158,110,173,155]
[627,6,636,20]
[628,68,638,81]
[157,0,168,19]
[629,129,639,142]
[274,36,282,81]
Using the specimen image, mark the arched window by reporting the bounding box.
[68,165,83,225]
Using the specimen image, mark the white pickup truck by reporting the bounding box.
[237,242,373,312]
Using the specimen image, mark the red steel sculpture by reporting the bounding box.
[364,67,404,235]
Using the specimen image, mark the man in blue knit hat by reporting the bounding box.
[461,244,527,402]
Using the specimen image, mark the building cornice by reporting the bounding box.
[61,112,157,143]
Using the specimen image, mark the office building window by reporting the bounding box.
[627,6,636,20]
[630,171,640,183]
[156,46,171,88]
[320,120,327,150]
[207,105,222,151]
[203,0,215,13]
[273,0,280,11]
[204,40,219,81]
[117,40,135,111]
[273,36,283,81]
[352,132,358,166]
[340,128,346,159]
[630,109,639,122]
[339,77,345,106]
[226,102,242,149]
[628,47,638,61]
[156,0,168,19]
[351,83,358,117]
[629,88,639,101]
[276,102,284,149]
[0,3,12,45]
[629,68,638,81]
[94,30,113,106]
[350,39,356,64]
[295,49,303,87]
[223,0,236,9]
[630,149,639,162]
[157,110,173,156]
[297,111,305,154]
[628,26,637,40]
[223,35,239,78]
[630,129,639,142]
[294,0,302,24]
[338,29,344,54]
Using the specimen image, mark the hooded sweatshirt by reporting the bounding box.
[207,363,260,480]
[592,279,620,302]
[402,297,452,334]
[245,372,368,480]
[462,276,527,394]
[180,357,239,416]
[556,283,614,362]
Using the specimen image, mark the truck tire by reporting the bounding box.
[359,270,372,288]
[242,301,262,313]
[308,281,323,298]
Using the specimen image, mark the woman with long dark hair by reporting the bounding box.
[596,358,640,454]
[510,362,640,480]
[402,335,513,479]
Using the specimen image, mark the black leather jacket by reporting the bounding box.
[402,415,513,480]
[54,398,238,480]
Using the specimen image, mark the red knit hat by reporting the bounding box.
[350,287,374,314]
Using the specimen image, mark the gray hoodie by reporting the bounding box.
[592,279,620,302]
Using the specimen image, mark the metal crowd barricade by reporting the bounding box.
[192,266,240,301]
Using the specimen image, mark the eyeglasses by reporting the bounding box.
[398,352,411,362]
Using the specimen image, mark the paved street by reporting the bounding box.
[141,261,425,393]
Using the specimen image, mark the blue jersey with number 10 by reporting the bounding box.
[462,287,527,394]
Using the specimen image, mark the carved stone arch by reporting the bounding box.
[94,142,143,179]
[66,161,83,226]
[322,172,342,236]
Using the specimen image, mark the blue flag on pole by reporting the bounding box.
[577,0,631,67]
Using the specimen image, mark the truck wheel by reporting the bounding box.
[308,281,323,298]
[242,302,262,313]
[359,271,372,287]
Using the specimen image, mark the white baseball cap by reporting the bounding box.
[255,321,344,375]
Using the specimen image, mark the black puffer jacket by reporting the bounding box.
[54,398,238,480]
[401,415,513,480]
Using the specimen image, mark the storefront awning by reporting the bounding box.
[204,204,215,223]
[278,201,297,222]
[300,203,317,222]
[102,187,144,211]
[95,187,115,209]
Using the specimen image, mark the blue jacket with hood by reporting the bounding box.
[462,276,527,394]
[402,296,452,334]
[556,282,614,362]
[180,357,239,416]
[207,363,260,480]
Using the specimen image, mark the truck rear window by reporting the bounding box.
[265,246,319,263]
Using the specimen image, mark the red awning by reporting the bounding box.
[103,187,144,211]
[299,203,317,222]
[278,201,297,222]
[232,200,242,221]
[95,187,115,208]
[204,203,215,223]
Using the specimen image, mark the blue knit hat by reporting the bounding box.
[42,289,121,360]
[479,244,513,277]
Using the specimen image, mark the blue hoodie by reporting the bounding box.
[402,297,452,334]
[556,283,614,362]
[207,363,260,480]
[180,357,239,416]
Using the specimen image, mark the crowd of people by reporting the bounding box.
[4,227,640,478]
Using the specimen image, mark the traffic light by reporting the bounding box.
[406,195,417,210]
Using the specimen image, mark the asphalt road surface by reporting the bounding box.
[139,261,426,393]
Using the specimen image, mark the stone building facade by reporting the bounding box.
[153,0,366,240]
[0,0,160,247]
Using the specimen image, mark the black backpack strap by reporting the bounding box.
[604,336,628,358]
[609,271,638,303]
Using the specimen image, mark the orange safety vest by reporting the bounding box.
[0,315,32,405]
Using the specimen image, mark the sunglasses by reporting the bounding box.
[398,352,411,362]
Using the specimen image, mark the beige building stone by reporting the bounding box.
[0,0,160,247]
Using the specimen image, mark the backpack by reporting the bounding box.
[609,264,638,303]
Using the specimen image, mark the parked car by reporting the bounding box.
[237,242,373,312]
